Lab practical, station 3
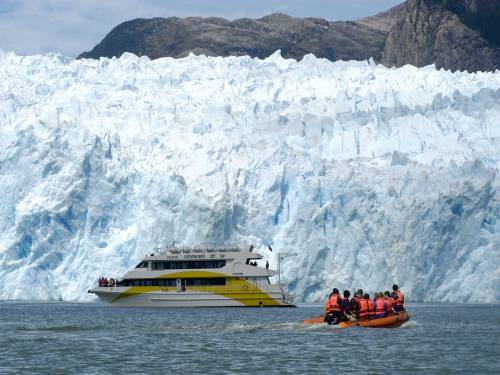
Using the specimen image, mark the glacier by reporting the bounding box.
[0,50,499,303]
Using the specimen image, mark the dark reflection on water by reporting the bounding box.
[0,302,498,374]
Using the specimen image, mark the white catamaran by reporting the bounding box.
[89,246,295,307]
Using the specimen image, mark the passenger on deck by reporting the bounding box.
[364,293,375,319]
[391,284,405,311]
[265,261,269,269]
[324,288,343,325]
[374,292,388,318]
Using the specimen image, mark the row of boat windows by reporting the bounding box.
[123,278,227,287]
[136,260,227,270]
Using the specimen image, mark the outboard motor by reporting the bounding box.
[325,312,340,325]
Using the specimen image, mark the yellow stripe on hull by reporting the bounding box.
[109,271,284,307]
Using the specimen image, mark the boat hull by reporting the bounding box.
[91,287,295,308]
[303,311,410,328]
[339,311,409,328]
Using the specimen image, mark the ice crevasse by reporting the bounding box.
[0,50,499,302]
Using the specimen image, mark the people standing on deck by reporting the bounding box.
[324,288,343,325]
[391,284,405,311]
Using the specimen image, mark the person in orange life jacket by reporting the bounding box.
[364,293,375,319]
[390,284,405,311]
[374,292,388,318]
[357,294,370,320]
[353,291,370,321]
[349,289,364,313]
[324,288,343,325]
[383,291,395,315]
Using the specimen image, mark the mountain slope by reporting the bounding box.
[78,12,393,62]
[79,1,499,72]
[382,0,500,72]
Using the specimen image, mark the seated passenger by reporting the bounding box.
[374,292,388,318]
[383,291,394,315]
[340,290,352,321]
[354,292,370,321]
[364,293,375,319]
[324,288,343,325]
[390,284,405,311]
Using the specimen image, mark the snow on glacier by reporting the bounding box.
[0,50,499,302]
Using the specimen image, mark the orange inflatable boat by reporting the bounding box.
[303,311,409,328]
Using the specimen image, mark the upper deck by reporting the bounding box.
[143,246,262,262]
[122,245,274,279]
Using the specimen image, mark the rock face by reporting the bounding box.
[79,12,395,62]
[382,0,500,72]
[79,0,499,73]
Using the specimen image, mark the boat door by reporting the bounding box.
[176,279,182,292]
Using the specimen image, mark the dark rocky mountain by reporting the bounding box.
[382,0,500,72]
[79,0,499,72]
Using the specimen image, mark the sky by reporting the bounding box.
[0,0,403,57]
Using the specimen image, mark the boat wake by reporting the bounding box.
[398,320,419,329]
[225,321,340,333]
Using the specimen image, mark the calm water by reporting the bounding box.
[0,302,499,374]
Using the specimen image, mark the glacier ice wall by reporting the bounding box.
[0,50,499,302]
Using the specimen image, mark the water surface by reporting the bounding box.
[0,302,498,374]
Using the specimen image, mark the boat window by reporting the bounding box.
[122,278,226,287]
[135,262,148,268]
[184,278,226,286]
[152,260,226,270]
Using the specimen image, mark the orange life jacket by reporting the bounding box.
[367,298,375,312]
[375,298,387,315]
[326,293,341,312]
[356,298,370,319]
[396,290,404,305]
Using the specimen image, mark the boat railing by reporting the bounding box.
[152,246,243,255]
